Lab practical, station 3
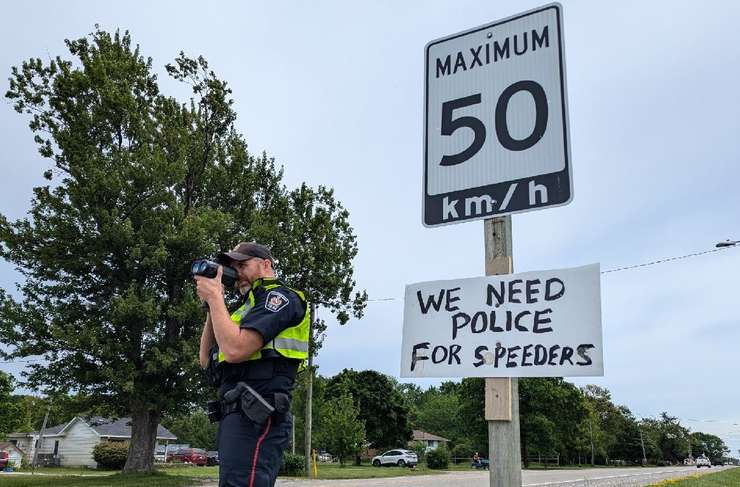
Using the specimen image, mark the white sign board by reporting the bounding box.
[423,3,572,226]
[400,264,602,378]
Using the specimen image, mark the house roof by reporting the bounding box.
[83,417,177,440]
[7,421,68,438]
[412,430,450,442]
[9,417,177,441]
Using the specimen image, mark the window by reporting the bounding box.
[53,440,59,456]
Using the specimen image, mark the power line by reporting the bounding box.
[600,247,730,274]
[367,244,738,302]
[3,245,737,363]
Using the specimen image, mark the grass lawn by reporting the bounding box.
[0,472,204,487]
[647,467,740,486]
[0,463,455,486]
[303,462,456,479]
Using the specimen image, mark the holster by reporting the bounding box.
[206,399,222,423]
[206,347,222,387]
[211,382,290,425]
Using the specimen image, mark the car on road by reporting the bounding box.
[696,456,711,468]
[167,448,208,466]
[372,449,418,467]
[206,451,219,466]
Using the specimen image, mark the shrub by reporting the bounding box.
[92,441,129,470]
[280,453,305,476]
[426,445,450,470]
[451,442,473,463]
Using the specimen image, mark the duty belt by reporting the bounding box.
[207,354,299,387]
[207,383,290,424]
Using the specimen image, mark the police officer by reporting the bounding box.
[196,242,309,487]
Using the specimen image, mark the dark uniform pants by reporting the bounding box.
[218,411,292,487]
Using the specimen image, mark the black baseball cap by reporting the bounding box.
[218,242,274,263]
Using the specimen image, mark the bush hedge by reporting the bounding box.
[451,442,473,463]
[280,453,305,476]
[92,441,129,470]
[426,445,450,470]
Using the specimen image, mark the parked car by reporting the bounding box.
[317,452,333,462]
[371,449,418,467]
[0,452,8,469]
[206,451,219,466]
[696,457,711,468]
[167,448,208,466]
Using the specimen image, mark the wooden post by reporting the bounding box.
[484,216,522,487]
[303,303,316,476]
[31,400,52,473]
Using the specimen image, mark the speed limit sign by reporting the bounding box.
[423,3,572,227]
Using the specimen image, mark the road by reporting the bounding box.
[268,465,736,487]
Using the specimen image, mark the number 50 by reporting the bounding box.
[439,80,548,167]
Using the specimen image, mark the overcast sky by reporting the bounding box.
[1,0,739,455]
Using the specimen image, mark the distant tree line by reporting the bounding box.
[1,369,730,466]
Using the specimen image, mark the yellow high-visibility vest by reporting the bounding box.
[218,279,309,364]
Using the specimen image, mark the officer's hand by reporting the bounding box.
[194,265,224,304]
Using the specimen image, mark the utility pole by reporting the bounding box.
[484,216,522,487]
[688,437,692,460]
[639,427,647,465]
[303,303,316,476]
[588,417,595,466]
[31,399,52,474]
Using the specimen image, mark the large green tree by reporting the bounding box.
[314,391,366,466]
[161,409,217,451]
[325,370,411,454]
[413,387,461,444]
[641,413,690,463]
[1,29,365,473]
[519,378,586,466]
[457,378,488,455]
[0,371,24,438]
[690,432,728,464]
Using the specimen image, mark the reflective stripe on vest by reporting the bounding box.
[217,282,310,364]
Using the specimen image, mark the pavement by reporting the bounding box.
[240,465,736,487]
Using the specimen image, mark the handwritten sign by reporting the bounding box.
[400,264,603,378]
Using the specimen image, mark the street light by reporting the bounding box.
[715,240,739,248]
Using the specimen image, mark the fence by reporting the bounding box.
[526,453,560,469]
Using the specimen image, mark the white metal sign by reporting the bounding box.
[423,3,572,226]
[400,264,602,378]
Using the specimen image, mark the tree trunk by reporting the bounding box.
[303,304,315,476]
[123,407,160,473]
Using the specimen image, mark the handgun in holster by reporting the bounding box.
[206,399,222,423]
[223,382,290,425]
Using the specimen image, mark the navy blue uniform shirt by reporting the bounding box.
[218,278,306,399]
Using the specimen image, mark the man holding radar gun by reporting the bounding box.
[192,242,310,487]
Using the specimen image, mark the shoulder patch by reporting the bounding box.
[265,290,290,313]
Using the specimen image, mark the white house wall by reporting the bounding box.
[57,420,99,467]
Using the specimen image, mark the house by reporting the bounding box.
[0,442,25,467]
[411,430,450,451]
[6,416,176,468]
